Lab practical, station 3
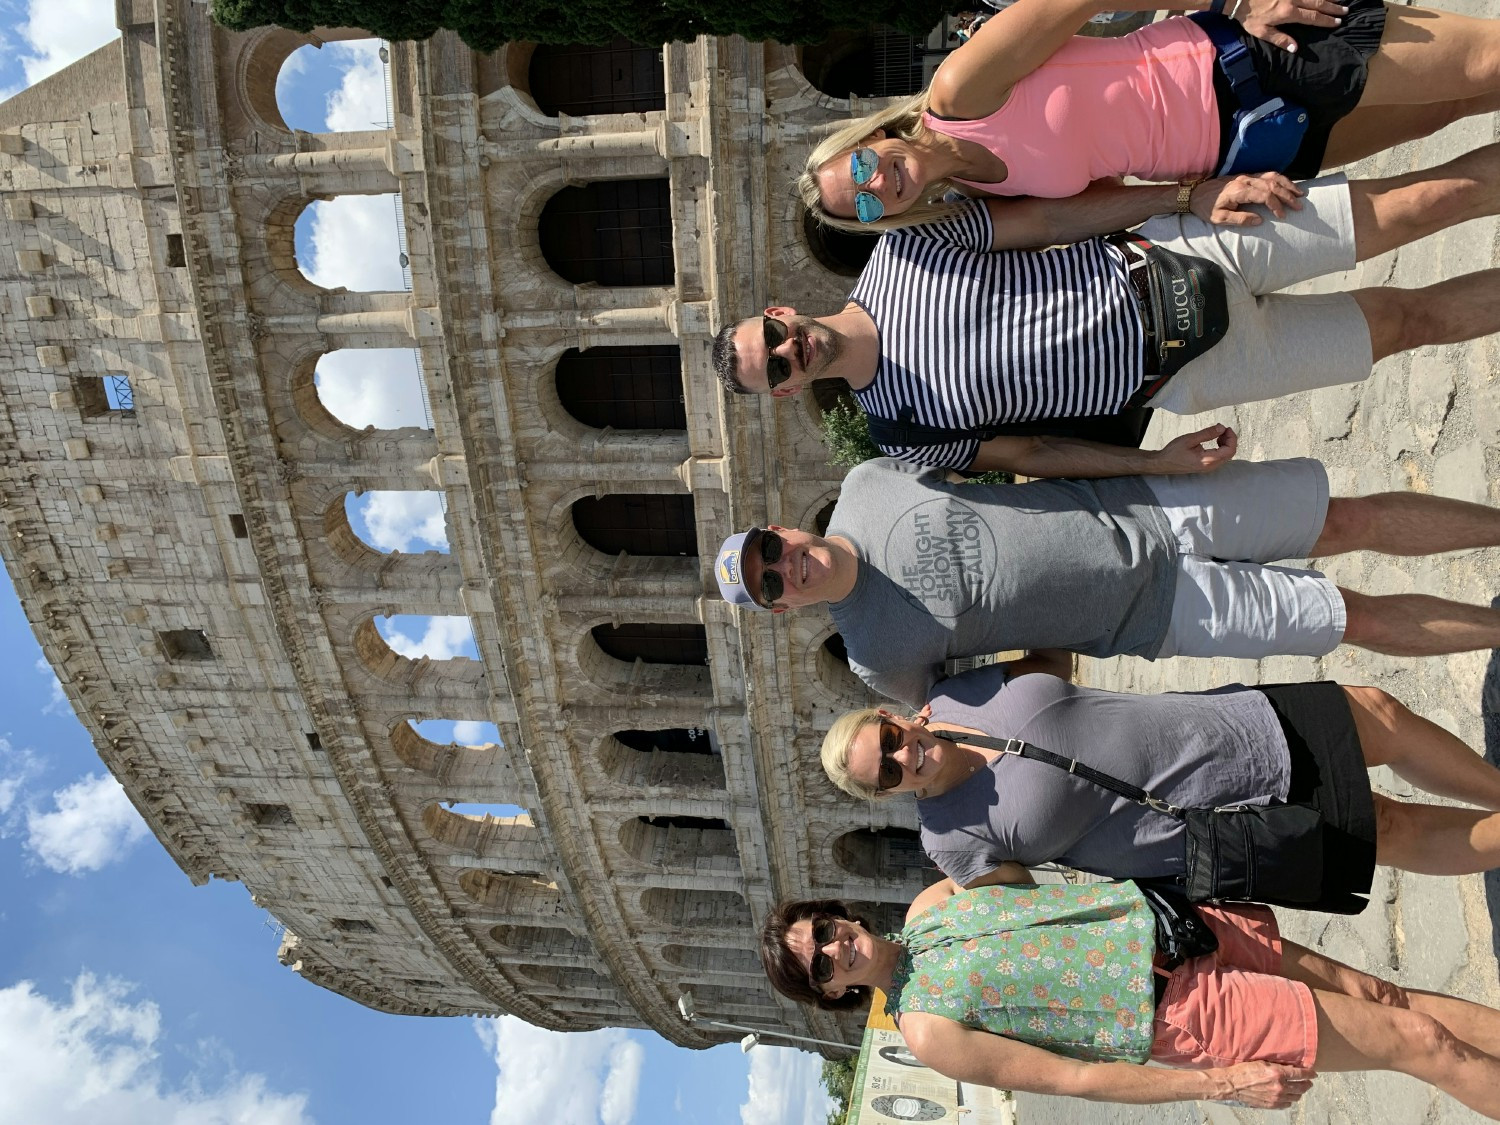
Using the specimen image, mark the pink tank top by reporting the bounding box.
[923,17,1219,199]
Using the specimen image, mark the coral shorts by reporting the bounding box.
[1150,903,1318,1069]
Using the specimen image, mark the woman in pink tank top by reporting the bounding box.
[805,0,1500,233]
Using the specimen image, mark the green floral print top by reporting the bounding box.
[885,882,1158,1063]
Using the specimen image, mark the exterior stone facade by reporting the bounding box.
[0,1,934,1048]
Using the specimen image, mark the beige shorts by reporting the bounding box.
[1135,176,1372,416]
[1143,458,1347,659]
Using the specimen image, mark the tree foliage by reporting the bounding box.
[821,1056,857,1125]
[211,0,964,50]
[820,398,1012,484]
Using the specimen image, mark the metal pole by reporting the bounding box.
[688,1014,852,1052]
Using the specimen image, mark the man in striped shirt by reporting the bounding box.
[714,143,1500,476]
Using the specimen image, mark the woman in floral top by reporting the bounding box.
[761,874,1500,1115]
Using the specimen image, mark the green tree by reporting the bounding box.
[211,0,964,50]
[820,398,1011,484]
[821,1056,857,1125]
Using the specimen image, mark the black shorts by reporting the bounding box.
[1210,0,1389,178]
[1256,682,1377,913]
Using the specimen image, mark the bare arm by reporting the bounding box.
[903,1014,1316,1108]
[960,863,1037,889]
[967,424,1238,478]
[985,174,1306,252]
[999,649,1075,682]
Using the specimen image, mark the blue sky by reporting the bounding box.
[0,6,833,1122]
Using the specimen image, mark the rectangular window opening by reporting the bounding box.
[229,513,248,539]
[333,917,376,934]
[157,628,214,661]
[304,731,322,750]
[245,802,294,828]
[165,232,186,268]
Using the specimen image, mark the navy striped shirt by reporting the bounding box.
[849,201,1145,468]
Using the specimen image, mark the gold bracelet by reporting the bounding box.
[1176,179,1202,214]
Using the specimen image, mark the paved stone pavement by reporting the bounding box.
[1018,22,1500,1121]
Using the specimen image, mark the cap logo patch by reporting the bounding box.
[717,549,742,586]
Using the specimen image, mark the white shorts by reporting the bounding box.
[1142,459,1347,659]
[1135,176,1373,416]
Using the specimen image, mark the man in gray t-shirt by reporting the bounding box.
[715,457,1500,706]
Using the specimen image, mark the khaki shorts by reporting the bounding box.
[1135,176,1372,416]
[1151,903,1318,1069]
[1143,458,1347,659]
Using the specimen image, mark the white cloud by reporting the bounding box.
[475,1017,645,1125]
[351,491,448,553]
[740,1046,836,1125]
[315,349,429,430]
[14,0,119,87]
[35,657,67,716]
[378,616,476,661]
[300,193,406,292]
[0,737,40,824]
[26,773,149,875]
[323,41,389,132]
[451,721,492,746]
[0,972,316,1125]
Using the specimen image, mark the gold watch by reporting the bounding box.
[1176,179,1202,214]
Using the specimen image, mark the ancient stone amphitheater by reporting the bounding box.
[0,1,950,1048]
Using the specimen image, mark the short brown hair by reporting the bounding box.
[712,319,751,394]
[759,898,872,1012]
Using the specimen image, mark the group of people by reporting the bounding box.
[706,0,1500,1114]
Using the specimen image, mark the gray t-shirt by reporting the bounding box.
[918,664,1291,883]
[826,458,1177,706]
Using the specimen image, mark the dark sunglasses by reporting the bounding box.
[876,718,906,792]
[850,148,884,224]
[762,316,793,390]
[809,915,839,988]
[754,530,785,608]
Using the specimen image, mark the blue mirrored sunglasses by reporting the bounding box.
[850,148,884,224]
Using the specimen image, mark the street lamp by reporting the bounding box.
[677,990,853,1052]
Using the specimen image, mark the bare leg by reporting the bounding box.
[1345,142,1500,262]
[1312,493,1500,557]
[1282,939,1500,1059]
[1325,94,1500,169]
[1340,588,1500,657]
[1345,685,1500,809]
[1360,8,1500,106]
[1310,988,1500,1118]
[1374,794,1500,875]
[1348,273,1500,363]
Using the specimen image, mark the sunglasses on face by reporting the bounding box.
[755,530,785,608]
[809,916,839,988]
[850,148,884,224]
[762,316,793,391]
[877,718,907,791]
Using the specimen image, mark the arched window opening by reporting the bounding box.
[554,346,686,430]
[539,179,675,287]
[592,623,707,665]
[276,39,390,133]
[802,209,877,277]
[513,964,613,992]
[459,870,565,917]
[602,729,723,789]
[833,827,930,880]
[619,815,737,868]
[800,28,931,99]
[813,501,836,537]
[317,350,431,431]
[375,615,478,660]
[294,195,407,292]
[823,633,849,664]
[661,945,761,975]
[345,492,449,554]
[410,719,502,747]
[572,494,697,557]
[529,41,666,116]
[440,802,529,819]
[641,888,751,930]
[490,925,592,960]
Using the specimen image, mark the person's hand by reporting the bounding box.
[1153,424,1237,474]
[1214,1061,1317,1109]
[1191,172,1304,226]
[1233,0,1348,52]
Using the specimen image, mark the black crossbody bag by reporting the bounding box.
[865,404,1156,453]
[929,729,1365,915]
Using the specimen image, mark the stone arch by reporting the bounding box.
[799,490,840,536]
[591,622,707,665]
[799,28,929,101]
[230,26,366,137]
[351,617,485,689]
[575,623,711,699]
[802,621,871,713]
[538,178,676,287]
[661,944,761,975]
[572,493,698,558]
[458,869,565,917]
[297,348,431,434]
[801,208,878,277]
[527,41,666,117]
[553,345,686,431]
[333,491,449,558]
[597,729,725,791]
[490,924,593,960]
[535,482,700,591]
[276,38,387,133]
[617,815,739,873]
[421,803,538,855]
[292,194,406,292]
[512,963,615,994]
[264,195,329,299]
[640,887,751,931]
[831,826,929,881]
[393,719,488,774]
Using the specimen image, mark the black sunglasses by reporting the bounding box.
[876,718,906,792]
[762,316,793,390]
[755,530,785,608]
[809,916,839,988]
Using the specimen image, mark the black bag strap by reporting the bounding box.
[866,405,1157,451]
[928,728,1186,818]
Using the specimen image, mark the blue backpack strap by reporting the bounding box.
[1189,11,1268,110]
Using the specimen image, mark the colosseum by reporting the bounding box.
[0,1,971,1048]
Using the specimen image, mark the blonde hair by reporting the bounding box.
[798,90,969,236]
[820,707,888,801]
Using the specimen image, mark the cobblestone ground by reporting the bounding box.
[1018,13,1500,1119]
